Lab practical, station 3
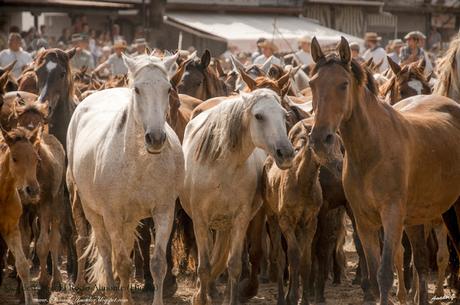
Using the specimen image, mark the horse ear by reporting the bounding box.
[230,55,245,72]
[0,71,9,92]
[375,59,384,70]
[280,79,291,98]
[214,59,226,78]
[311,37,325,63]
[364,57,373,68]
[27,125,42,147]
[66,47,77,60]
[260,56,272,74]
[2,60,16,74]
[290,65,302,77]
[163,52,179,73]
[37,100,50,119]
[170,59,187,89]
[122,53,137,73]
[200,50,211,69]
[1,128,13,146]
[145,46,152,55]
[277,70,291,89]
[338,37,351,64]
[387,56,401,75]
[238,68,257,91]
[417,57,426,71]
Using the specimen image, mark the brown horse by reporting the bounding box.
[380,57,431,105]
[17,68,39,95]
[0,90,67,299]
[0,60,18,92]
[262,118,342,305]
[0,127,41,305]
[309,36,460,305]
[177,50,228,100]
[34,48,77,148]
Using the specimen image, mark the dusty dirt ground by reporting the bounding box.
[1,218,459,305]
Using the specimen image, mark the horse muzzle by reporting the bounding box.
[22,183,40,204]
[273,144,295,170]
[144,130,167,154]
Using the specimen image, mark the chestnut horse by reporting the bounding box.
[380,57,431,105]
[0,127,41,305]
[309,36,460,305]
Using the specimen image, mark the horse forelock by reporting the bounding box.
[194,89,278,162]
[128,56,168,86]
[312,53,377,96]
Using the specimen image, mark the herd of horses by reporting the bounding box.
[0,35,460,305]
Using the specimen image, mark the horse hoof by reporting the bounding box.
[163,277,178,298]
[38,286,51,304]
[192,293,212,305]
[143,280,154,292]
[238,278,258,301]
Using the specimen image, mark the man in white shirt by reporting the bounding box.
[0,32,32,78]
[294,35,314,67]
[94,39,128,76]
[362,32,388,73]
[253,40,281,66]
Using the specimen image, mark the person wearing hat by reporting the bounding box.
[400,31,432,73]
[93,39,128,76]
[387,39,404,64]
[251,37,266,63]
[253,40,281,66]
[131,38,148,57]
[349,42,364,64]
[0,32,32,78]
[295,35,314,67]
[362,32,388,72]
[70,33,94,71]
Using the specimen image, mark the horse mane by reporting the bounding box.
[35,48,74,102]
[312,53,378,96]
[434,37,460,96]
[194,88,279,162]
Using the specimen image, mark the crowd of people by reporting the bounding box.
[0,19,448,82]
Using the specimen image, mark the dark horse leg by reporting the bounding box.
[406,225,429,305]
[239,207,265,302]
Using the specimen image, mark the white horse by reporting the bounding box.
[182,88,294,305]
[66,54,184,305]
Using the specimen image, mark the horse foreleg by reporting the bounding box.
[192,218,212,305]
[3,227,34,305]
[239,207,265,301]
[300,216,317,305]
[394,240,407,305]
[227,215,251,305]
[209,230,231,298]
[434,222,449,298]
[267,217,286,305]
[354,218,381,303]
[406,225,429,305]
[36,205,51,298]
[151,207,175,305]
[49,214,62,290]
[279,218,300,305]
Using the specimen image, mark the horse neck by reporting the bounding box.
[204,70,226,99]
[49,94,74,149]
[121,98,145,152]
[0,151,17,203]
[295,148,320,190]
[339,85,399,164]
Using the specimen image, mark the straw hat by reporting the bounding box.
[404,31,423,40]
[391,39,404,48]
[260,40,278,53]
[364,32,382,42]
[113,39,127,49]
[349,42,360,51]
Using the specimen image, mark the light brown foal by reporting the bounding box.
[309,37,460,305]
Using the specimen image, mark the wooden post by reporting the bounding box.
[148,0,166,49]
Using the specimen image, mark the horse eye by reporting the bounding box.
[339,82,348,91]
[255,113,263,121]
[60,72,66,78]
[134,87,140,94]
[12,157,17,163]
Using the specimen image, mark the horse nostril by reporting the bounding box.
[145,133,153,145]
[325,134,334,145]
[276,149,283,158]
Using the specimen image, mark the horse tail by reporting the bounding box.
[83,230,107,287]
